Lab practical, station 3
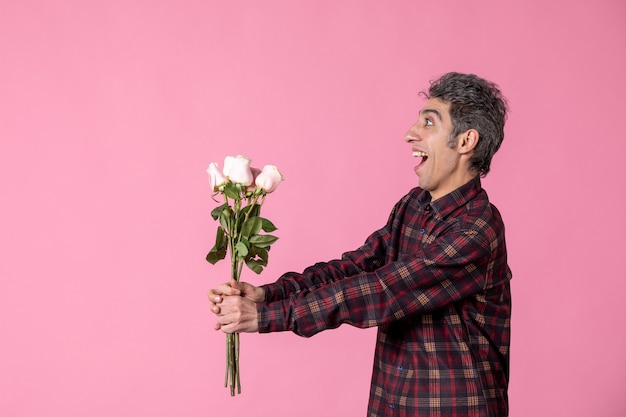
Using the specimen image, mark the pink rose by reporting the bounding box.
[223,155,253,186]
[255,165,283,193]
[247,167,262,192]
[206,162,227,192]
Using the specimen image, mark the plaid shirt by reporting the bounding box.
[258,177,511,416]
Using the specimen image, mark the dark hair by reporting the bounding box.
[422,72,508,176]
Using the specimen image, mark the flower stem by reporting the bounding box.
[220,188,265,396]
[224,333,230,388]
[235,332,241,394]
[228,334,238,397]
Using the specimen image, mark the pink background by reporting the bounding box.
[1,1,625,416]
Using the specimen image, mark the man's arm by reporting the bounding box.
[208,203,398,333]
[260,203,398,303]
[209,224,391,333]
[258,223,506,337]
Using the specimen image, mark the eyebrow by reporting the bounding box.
[420,108,443,121]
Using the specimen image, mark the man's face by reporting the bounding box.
[404,98,470,200]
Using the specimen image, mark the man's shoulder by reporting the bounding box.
[459,191,506,235]
[389,186,423,208]
[402,186,424,198]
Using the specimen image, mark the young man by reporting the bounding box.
[209,72,512,417]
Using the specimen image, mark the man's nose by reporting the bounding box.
[404,125,420,142]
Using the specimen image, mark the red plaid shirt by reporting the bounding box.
[258,177,511,416]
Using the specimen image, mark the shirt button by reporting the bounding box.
[397,365,403,371]
[419,229,425,234]
[389,403,395,409]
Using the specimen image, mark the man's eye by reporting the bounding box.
[425,118,433,126]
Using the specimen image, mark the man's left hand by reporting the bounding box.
[215,295,259,333]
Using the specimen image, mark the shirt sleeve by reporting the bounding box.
[257,222,498,337]
[260,205,397,303]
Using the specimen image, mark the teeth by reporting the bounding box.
[412,151,428,157]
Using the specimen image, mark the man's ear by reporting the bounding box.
[458,129,479,154]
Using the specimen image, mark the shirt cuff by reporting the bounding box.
[257,299,290,333]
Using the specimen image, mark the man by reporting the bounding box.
[209,72,512,416]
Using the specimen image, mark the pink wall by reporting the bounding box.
[1,1,625,416]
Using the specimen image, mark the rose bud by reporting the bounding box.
[247,167,262,192]
[223,155,254,186]
[255,165,283,193]
[206,162,227,191]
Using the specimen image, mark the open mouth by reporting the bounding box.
[412,151,428,167]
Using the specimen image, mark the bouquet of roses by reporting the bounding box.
[206,155,283,396]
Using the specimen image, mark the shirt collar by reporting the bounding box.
[416,176,483,218]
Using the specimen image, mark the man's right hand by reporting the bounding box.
[207,280,265,330]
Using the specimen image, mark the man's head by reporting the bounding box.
[405,72,508,200]
[423,72,508,177]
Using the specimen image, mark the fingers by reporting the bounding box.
[213,296,259,334]
[232,281,265,303]
[229,280,250,297]
[208,281,261,333]
[207,282,241,303]
[219,281,242,296]
[207,290,222,319]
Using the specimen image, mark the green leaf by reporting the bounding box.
[241,217,262,238]
[249,234,279,248]
[206,246,227,264]
[247,246,268,266]
[241,203,261,219]
[245,259,264,274]
[210,203,229,220]
[260,217,277,232]
[223,183,241,200]
[235,240,249,257]
[215,226,226,249]
[206,227,228,264]
[219,207,233,231]
[244,245,269,274]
